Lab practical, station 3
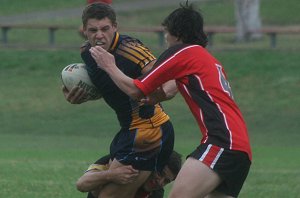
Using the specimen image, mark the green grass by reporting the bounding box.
[1,0,300,197]
[0,0,83,15]
[0,49,299,197]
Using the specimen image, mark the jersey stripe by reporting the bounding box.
[117,48,141,65]
[117,43,155,68]
[193,74,233,149]
[199,144,224,169]
[109,32,120,51]
[181,83,209,143]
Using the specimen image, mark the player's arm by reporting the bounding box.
[141,61,178,104]
[76,165,139,192]
[90,47,178,102]
[140,80,178,105]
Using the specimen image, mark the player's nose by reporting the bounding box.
[95,30,104,38]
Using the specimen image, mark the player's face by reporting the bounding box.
[164,30,182,48]
[143,166,175,192]
[84,17,117,50]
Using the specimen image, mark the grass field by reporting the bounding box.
[1,49,299,198]
[1,0,300,197]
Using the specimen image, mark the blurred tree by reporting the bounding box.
[235,0,262,42]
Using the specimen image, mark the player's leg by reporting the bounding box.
[98,159,151,198]
[169,143,251,198]
[168,157,222,198]
[102,121,174,197]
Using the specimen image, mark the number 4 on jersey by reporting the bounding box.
[216,63,234,100]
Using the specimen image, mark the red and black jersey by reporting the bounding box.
[134,44,252,160]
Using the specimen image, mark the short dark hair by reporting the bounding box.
[82,3,116,28]
[162,1,208,47]
[165,150,182,178]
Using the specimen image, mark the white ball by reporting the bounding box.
[61,63,102,100]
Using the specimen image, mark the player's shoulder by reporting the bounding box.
[116,34,156,66]
[118,35,150,52]
[165,44,203,58]
[169,44,202,53]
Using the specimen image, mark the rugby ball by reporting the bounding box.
[61,63,102,100]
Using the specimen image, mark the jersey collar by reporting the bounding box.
[108,32,120,53]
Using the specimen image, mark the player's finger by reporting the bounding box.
[125,165,139,173]
[93,45,104,52]
[68,87,84,103]
[74,89,88,103]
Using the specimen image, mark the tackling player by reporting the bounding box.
[76,151,182,198]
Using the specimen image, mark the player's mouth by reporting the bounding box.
[95,41,105,46]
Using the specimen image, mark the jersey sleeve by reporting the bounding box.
[117,38,156,70]
[85,154,111,172]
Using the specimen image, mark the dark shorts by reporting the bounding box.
[110,120,174,172]
[188,143,251,197]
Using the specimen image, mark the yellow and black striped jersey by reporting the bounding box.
[81,32,169,129]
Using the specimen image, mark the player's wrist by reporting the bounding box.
[104,170,114,182]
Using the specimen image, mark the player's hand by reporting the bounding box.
[139,87,165,105]
[139,96,157,106]
[89,46,116,72]
[62,85,89,104]
[109,165,139,185]
[140,81,178,105]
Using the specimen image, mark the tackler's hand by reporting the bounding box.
[109,165,139,185]
[89,46,116,72]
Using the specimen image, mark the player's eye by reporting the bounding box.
[101,26,110,32]
[88,28,98,33]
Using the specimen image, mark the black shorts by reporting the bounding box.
[110,120,174,172]
[188,143,251,197]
